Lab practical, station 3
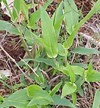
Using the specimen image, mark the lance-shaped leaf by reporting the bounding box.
[64,0,79,34]
[41,7,58,58]
[12,0,29,21]
[67,63,75,83]
[20,0,29,21]
[72,47,100,55]
[28,0,53,28]
[63,0,100,49]
[52,95,76,108]
[12,0,21,20]
[61,82,77,98]
[52,1,64,36]
[50,82,62,96]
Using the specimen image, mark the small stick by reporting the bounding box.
[0,45,33,83]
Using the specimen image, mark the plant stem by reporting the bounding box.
[16,24,32,58]
[72,92,77,105]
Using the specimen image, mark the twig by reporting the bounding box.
[40,69,50,80]
[49,75,63,84]
[19,58,38,77]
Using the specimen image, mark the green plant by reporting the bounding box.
[0,84,76,108]
[92,89,100,108]
[0,0,100,108]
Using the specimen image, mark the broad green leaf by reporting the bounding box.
[61,82,77,98]
[86,70,100,82]
[0,89,29,108]
[58,43,68,56]
[85,63,100,82]
[63,0,100,49]
[28,0,53,28]
[64,0,79,34]
[71,66,84,76]
[53,1,64,36]
[27,85,53,106]
[41,7,58,58]
[0,20,20,35]
[72,47,100,55]
[67,63,75,83]
[92,90,100,108]
[52,95,76,108]
[27,85,43,98]
[50,82,62,96]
